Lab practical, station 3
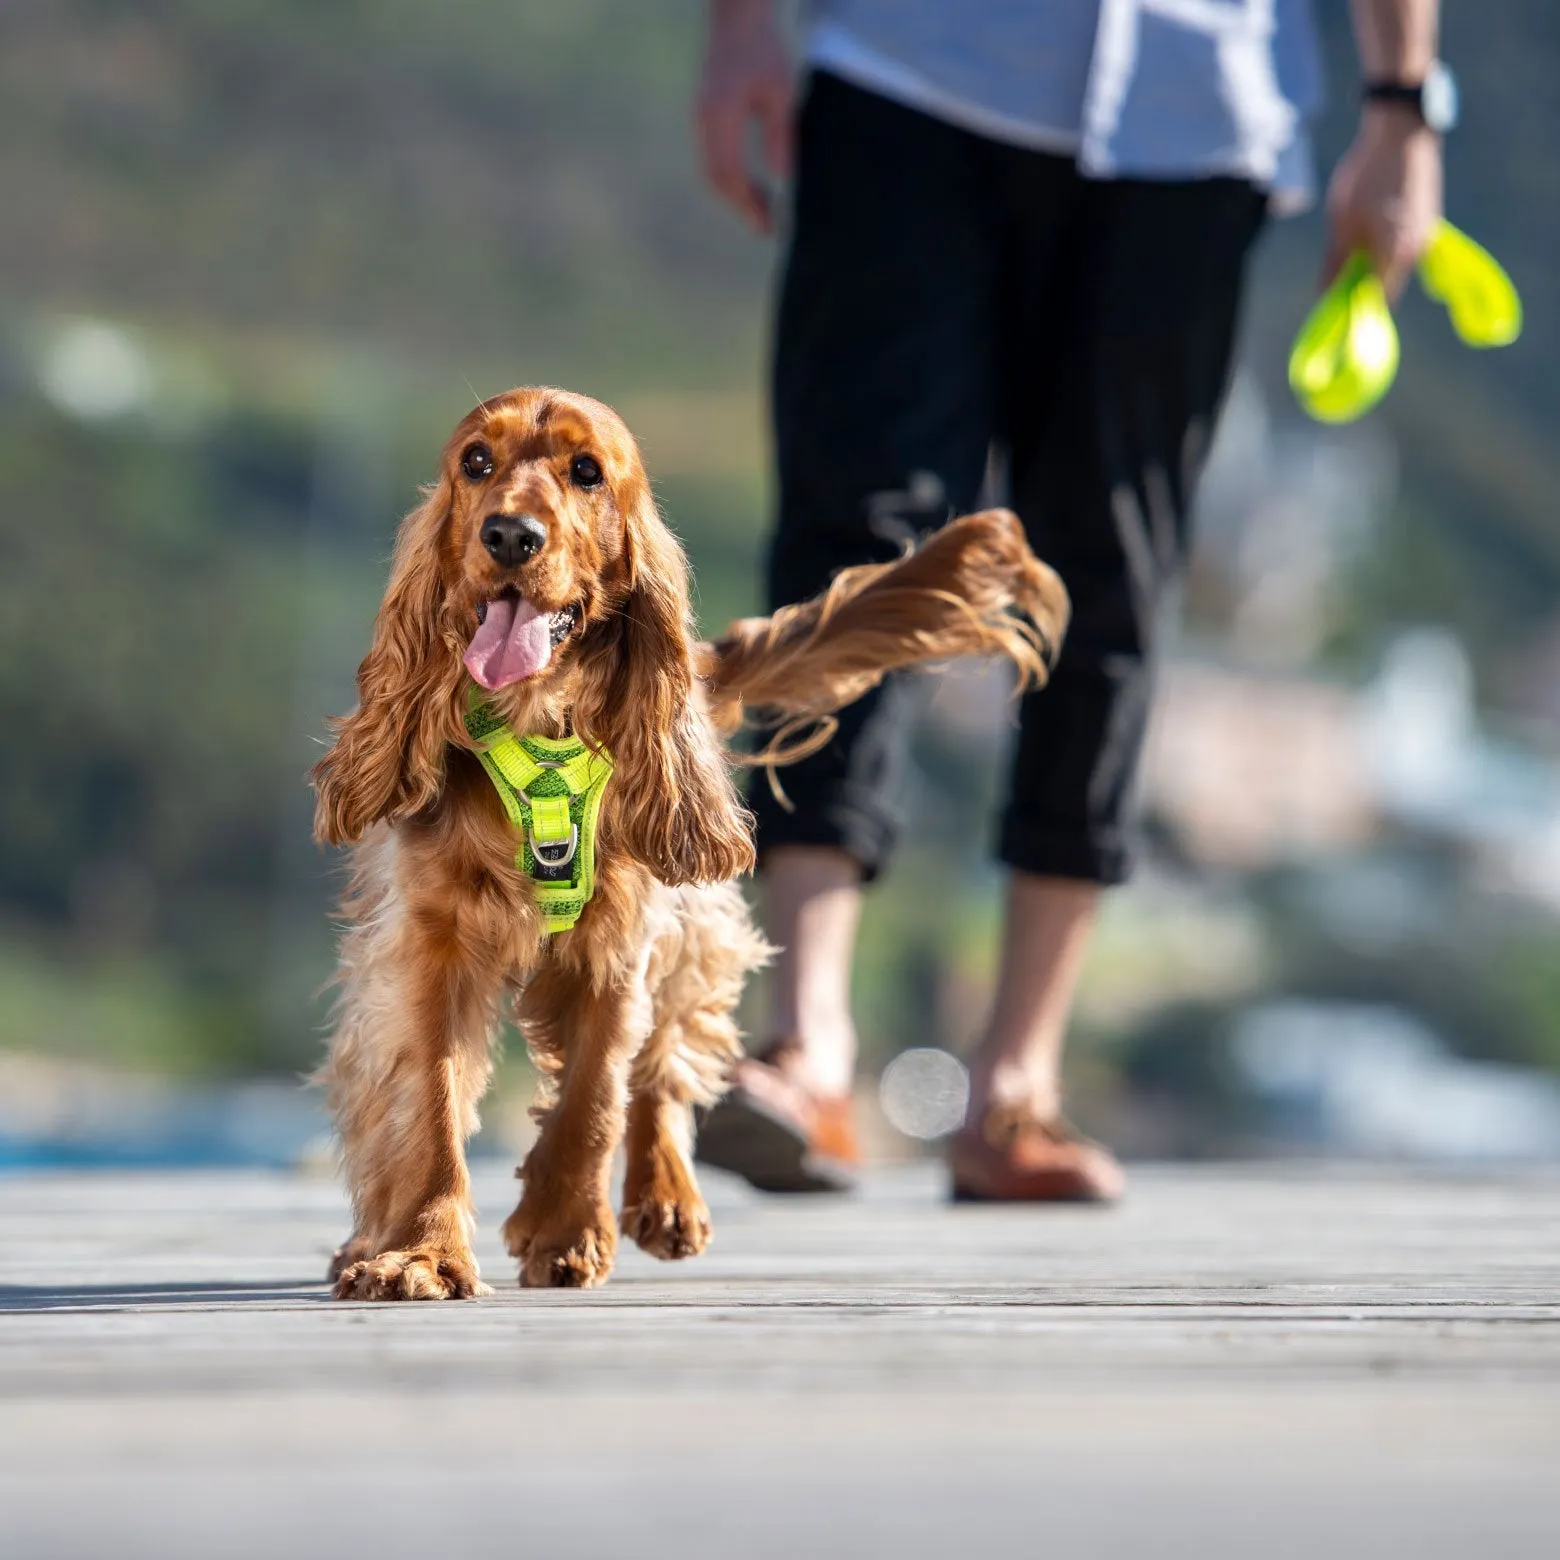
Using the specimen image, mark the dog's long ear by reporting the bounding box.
[575,484,755,886]
[312,480,465,846]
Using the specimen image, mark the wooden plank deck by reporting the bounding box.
[2,1161,1557,1557]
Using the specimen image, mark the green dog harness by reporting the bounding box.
[464,695,614,934]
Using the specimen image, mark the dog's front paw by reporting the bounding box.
[327,1234,373,1283]
[331,1245,491,1302]
[621,1190,711,1261]
[502,1196,618,1289]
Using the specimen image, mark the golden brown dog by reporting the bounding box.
[312,386,1068,1297]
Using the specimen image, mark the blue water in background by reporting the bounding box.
[0,1081,331,1172]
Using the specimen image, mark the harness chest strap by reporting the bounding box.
[464,695,614,935]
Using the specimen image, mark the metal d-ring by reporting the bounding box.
[528,824,579,870]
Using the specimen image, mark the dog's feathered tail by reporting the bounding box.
[697,510,1070,771]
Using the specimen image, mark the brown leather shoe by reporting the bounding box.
[947,1103,1125,1203]
[695,1039,860,1193]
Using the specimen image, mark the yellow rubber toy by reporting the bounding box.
[1289,220,1521,425]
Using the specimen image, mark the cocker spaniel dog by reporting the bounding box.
[312,386,1068,1298]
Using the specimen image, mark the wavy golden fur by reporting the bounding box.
[312,387,1069,1297]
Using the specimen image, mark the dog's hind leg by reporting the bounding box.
[621,882,770,1261]
[621,1091,710,1262]
[321,836,504,1301]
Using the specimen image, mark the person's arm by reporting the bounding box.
[696,0,794,234]
[1324,0,1444,296]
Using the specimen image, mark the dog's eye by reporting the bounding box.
[460,443,494,481]
[570,453,603,489]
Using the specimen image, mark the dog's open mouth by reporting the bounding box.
[464,590,580,690]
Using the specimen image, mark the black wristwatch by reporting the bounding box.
[1363,60,1458,133]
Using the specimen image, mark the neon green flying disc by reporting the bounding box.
[1418,220,1523,348]
[1289,253,1400,424]
[1289,220,1521,425]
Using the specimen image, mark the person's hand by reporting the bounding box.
[1323,106,1443,299]
[696,0,793,234]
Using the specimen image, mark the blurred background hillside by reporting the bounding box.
[3,0,1559,1166]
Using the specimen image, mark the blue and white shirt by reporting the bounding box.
[805,0,1325,205]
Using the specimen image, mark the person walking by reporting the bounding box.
[693,0,1449,1200]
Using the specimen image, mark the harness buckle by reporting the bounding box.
[528,824,579,873]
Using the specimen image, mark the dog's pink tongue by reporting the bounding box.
[463,596,554,689]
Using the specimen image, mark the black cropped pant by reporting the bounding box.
[753,71,1267,884]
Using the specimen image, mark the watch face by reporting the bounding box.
[1423,61,1459,133]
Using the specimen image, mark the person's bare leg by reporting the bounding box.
[965,872,1099,1119]
[762,844,863,1097]
[955,870,1123,1200]
[695,844,864,1192]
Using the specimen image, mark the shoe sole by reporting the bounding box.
[950,1180,1117,1204]
[695,1090,857,1194]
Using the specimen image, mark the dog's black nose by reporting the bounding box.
[480,512,547,566]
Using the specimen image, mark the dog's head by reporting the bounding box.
[311,387,754,886]
[445,389,642,694]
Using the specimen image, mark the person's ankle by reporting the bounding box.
[764,1020,857,1099]
[965,1055,1062,1128]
